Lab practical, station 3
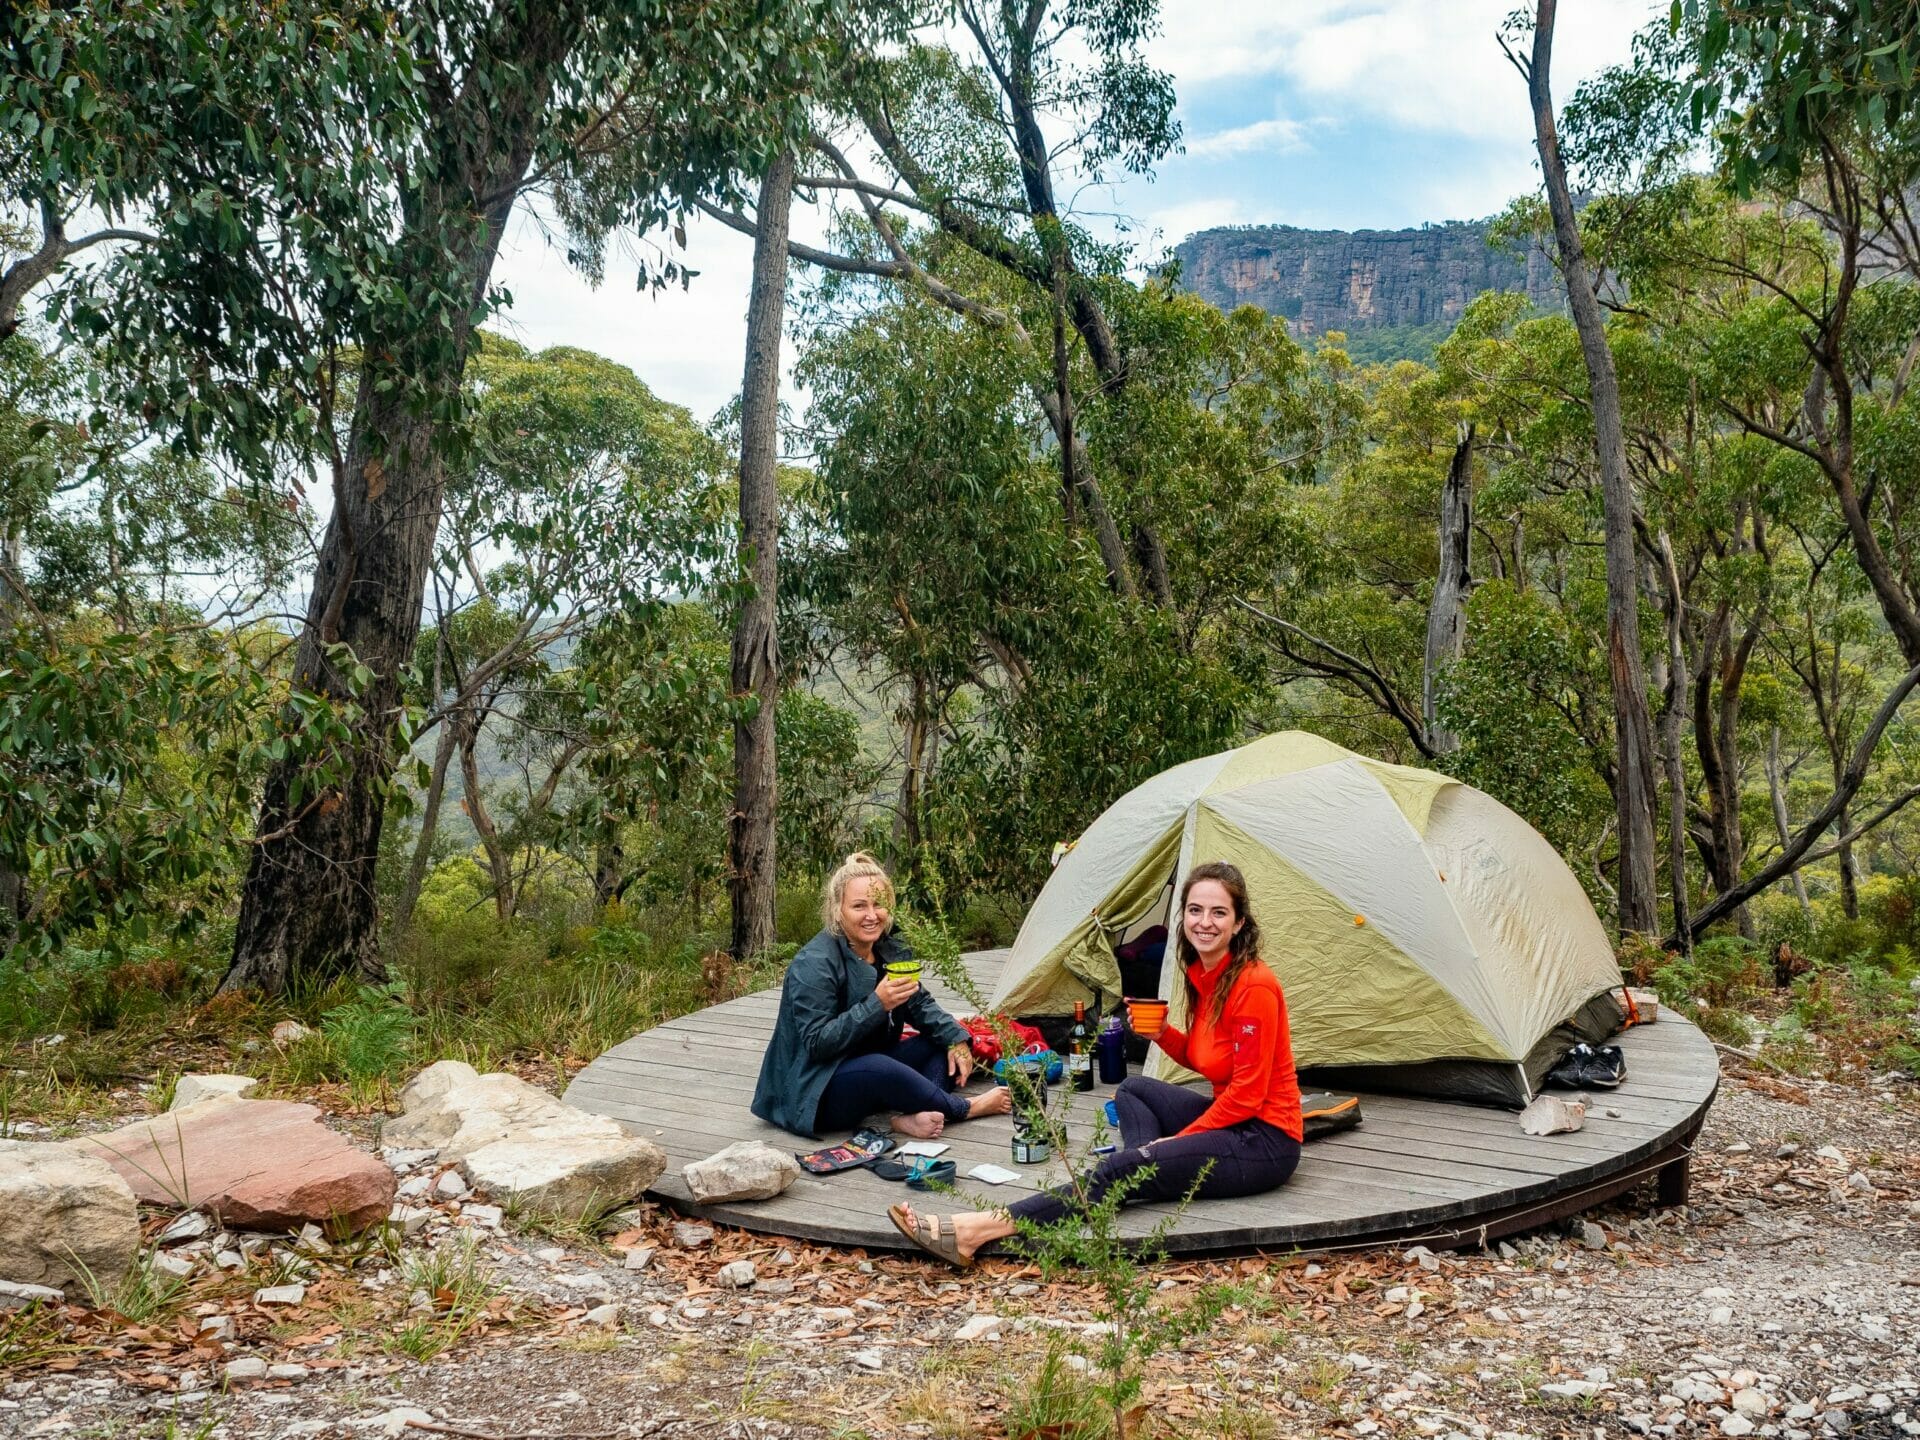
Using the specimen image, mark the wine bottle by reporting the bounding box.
[1069,999,1094,1092]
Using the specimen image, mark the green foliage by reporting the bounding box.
[0,623,359,964]
[320,983,417,1095]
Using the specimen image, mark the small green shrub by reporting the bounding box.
[322,983,418,1094]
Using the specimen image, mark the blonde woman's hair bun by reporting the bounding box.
[822,852,895,936]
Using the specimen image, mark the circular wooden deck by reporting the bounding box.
[566,950,1719,1256]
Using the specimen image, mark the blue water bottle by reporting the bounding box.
[1096,1016,1128,1084]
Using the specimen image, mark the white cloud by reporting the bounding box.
[1152,0,1656,140]
[1183,116,1314,160]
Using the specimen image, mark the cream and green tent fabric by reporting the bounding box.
[987,731,1625,1106]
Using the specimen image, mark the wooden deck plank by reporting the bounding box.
[566,950,1717,1255]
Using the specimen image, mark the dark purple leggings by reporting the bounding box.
[814,1034,967,1133]
[1009,1075,1300,1226]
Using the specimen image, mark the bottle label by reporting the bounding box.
[1069,1053,1090,1072]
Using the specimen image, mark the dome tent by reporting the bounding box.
[987,731,1628,1107]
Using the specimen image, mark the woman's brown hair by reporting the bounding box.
[1175,861,1263,1026]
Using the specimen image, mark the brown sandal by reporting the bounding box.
[887,1202,975,1268]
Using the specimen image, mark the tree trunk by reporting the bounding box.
[1423,423,1475,754]
[391,713,459,934]
[1766,725,1812,918]
[594,832,628,909]
[728,151,793,965]
[895,669,929,868]
[1525,0,1661,935]
[1836,799,1861,920]
[221,6,577,995]
[0,527,24,949]
[458,716,515,922]
[1657,534,1693,955]
[1036,389,1134,599]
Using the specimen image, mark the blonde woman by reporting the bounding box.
[751,853,1012,1139]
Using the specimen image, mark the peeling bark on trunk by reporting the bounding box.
[728,151,793,965]
[1524,0,1661,935]
[1423,423,1474,754]
[221,6,580,995]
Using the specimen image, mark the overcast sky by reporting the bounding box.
[485,0,1658,430]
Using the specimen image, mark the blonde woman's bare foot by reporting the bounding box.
[892,1111,946,1139]
[966,1087,1013,1120]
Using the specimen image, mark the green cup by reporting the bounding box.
[883,958,922,982]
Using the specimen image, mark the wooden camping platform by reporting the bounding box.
[565,950,1719,1256]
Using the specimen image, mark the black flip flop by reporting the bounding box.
[906,1159,957,1190]
[871,1159,911,1181]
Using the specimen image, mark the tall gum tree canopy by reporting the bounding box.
[151,0,884,997]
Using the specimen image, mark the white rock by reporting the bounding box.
[624,1247,656,1272]
[199,1316,234,1341]
[0,1140,140,1290]
[388,1205,434,1236]
[170,1074,259,1110]
[224,1358,268,1381]
[267,1363,309,1381]
[1815,1146,1847,1164]
[954,1314,1003,1341]
[270,1020,312,1047]
[361,1406,435,1438]
[461,1203,503,1229]
[1542,1381,1603,1399]
[151,1251,196,1281]
[395,1174,433,1201]
[582,1303,621,1327]
[850,1348,885,1370]
[0,1280,64,1310]
[1846,1172,1876,1196]
[459,1131,667,1223]
[717,1260,757,1289]
[1722,1417,1756,1437]
[386,1069,615,1162]
[682,1142,802,1204]
[1734,1390,1773,1417]
[254,1283,306,1306]
[157,1211,211,1245]
[675,1223,714,1248]
[1725,1142,1752,1154]
[432,1170,470,1201]
[1709,1307,1735,1325]
[379,1148,439,1172]
[534,1247,567,1264]
[1520,1095,1587,1136]
[397,1061,480,1114]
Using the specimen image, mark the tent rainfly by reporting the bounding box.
[987,731,1627,1107]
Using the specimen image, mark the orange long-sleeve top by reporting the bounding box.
[1154,956,1304,1143]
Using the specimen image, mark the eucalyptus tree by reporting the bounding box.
[1502,0,1662,935]
[696,0,1183,603]
[391,334,723,930]
[209,0,872,996]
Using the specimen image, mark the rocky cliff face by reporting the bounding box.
[1173,221,1561,348]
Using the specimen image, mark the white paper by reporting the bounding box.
[966,1163,1022,1185]
[896,1140,951,1157]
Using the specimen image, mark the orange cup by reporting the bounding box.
[1125,997,1169,1038]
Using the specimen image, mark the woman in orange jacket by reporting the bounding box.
[889,860,1303,1266]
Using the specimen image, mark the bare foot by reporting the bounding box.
[892,1110,946,1138]
[965,1086,1013,1120]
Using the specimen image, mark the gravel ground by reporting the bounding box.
[4,1063,1914,1440]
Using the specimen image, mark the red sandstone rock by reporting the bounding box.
[70,1098,394,1234]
